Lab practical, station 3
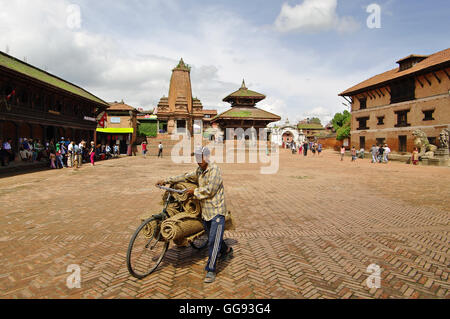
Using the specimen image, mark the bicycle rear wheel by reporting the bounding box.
[127,217,169,279]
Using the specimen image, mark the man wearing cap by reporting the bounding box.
[156,147,233,283]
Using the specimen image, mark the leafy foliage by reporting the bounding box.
[332,110,351,141]
[138,122,158,137]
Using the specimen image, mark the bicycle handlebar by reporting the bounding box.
[157,185,187,194]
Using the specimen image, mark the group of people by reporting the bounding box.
[141,141,164,158]
[342,144,391,163]
[0,136,122,169]
[47,138,97,169]
[286,141,323,157]
[369,144,391,163]
[1,137,52,167]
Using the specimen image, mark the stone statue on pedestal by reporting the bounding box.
[412,129,437,158]
[439,129,449,150]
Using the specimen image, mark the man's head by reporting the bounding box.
[194,147,211,170]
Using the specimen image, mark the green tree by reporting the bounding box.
[138,122,158,137]
[332,110,351,141]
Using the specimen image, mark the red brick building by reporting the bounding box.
[339,48,450,153]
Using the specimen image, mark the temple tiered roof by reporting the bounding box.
[223,80,266,103]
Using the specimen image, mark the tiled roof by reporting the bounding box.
[0,51,108,106]
[339,48,450,96]
[108,102,137,111]
[203,109,218,115]
[223,80,266,102]
[298,123,325,130]
[212,107,281,121]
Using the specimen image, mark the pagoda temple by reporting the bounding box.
[156,59,204,135]
[211,80,281,140]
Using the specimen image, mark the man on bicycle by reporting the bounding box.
[156,147,233,283]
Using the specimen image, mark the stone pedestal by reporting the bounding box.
[423,148,450,166]
[434,148,449,158]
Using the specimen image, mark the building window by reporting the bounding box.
[398,135,407,152]
[376,138,386,146]
[394,110,410,127]
[423,109,435,121]
[360,136,366,149]
[359,98,367,110]
[357,117,369,130]
[204,115,211,118]
[377,116,385,125]
[390,78,415,104]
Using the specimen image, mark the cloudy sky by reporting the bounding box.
[0,0,448,125]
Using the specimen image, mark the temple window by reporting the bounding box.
[377,116,385,125]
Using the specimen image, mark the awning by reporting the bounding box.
[96,128,134,134]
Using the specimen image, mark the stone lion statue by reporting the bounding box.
[413,129,437,157]
[439,129,449,150]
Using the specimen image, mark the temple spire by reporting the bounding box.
[241,79,247,89]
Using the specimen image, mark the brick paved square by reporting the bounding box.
[0,150,448,299]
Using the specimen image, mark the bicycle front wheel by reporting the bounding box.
[126,217,169,279]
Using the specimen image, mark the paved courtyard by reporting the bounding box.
[0,150,449,299]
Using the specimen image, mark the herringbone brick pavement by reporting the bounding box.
[0,150,448,299]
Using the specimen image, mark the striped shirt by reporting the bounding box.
[164,163,227,221]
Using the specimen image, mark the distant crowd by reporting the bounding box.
[284,141,323,157]
[0,137,121,169]
[341,144,392,163]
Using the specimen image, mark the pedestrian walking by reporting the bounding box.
[142,141,148,158]
[89,141,96,166]
[340,146,345,161]
[411,147,419,165]
[351,146,357,162]
[377,145,385,163]
[370,145,378,163]
[383,144,391,163]
[158,142,163,158]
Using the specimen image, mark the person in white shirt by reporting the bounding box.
[3,139,14,164]
[158,142,163,158]
[383,144,391,163]
[67,141,74,167]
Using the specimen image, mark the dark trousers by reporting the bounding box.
[158,149,163,158]
[203,215,228,273]
[0,150,6,166]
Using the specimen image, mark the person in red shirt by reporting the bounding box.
[141,141,148,158]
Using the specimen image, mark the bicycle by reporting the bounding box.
[126,185,208,279]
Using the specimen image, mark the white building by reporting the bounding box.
[269,119,306,147]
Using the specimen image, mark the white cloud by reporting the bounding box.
[274,0,359,33]
[0,0,360,120]
[302,106,335,125]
